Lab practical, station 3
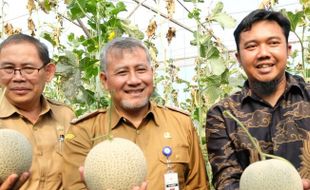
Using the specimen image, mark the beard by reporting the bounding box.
[250,78,281,96]
[120,97,149,111]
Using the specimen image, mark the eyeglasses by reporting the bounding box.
[0,65,46,77]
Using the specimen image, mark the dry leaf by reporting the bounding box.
[4,23,21,35]
[28,17,36,35]
[166,27,176,44]
[146,19,157,39]
[64,0,73,5]
[4,23,14,35]
[258,0,277,9]
[27,0,36,14]
[53,27,61,47]
[166,0,175,19]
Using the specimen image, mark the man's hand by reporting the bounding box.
[79,166,147,190]
[132,181,147,190]
[0,172,30,190]
[303,179,310,190]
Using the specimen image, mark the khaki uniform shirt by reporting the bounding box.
[0,96,75,190]
[63,102,208,190]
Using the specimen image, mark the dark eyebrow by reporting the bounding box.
[0,62,37,67]
[0,62,14,66]
[243,36,282,46]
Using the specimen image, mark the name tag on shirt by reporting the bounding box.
[164,172,179,190]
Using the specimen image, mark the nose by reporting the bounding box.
[12,69,26,80]
[127,72,141,85]
[257,44,271,59]
[13,69,23,76]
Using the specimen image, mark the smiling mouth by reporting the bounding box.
[256,64,274,68]
[125,89,144,94]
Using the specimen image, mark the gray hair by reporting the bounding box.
[100,37,151,72]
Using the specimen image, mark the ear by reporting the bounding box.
[235,52,243,68]
[45,63,56,82]
[287,44,292,57]
[99,72,109,90]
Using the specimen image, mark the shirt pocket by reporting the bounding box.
[158,145,190,187]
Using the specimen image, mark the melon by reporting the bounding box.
[0,129,32,182]
[84,138,147,190]
[240,159,303,190]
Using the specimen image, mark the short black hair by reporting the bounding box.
[0,33,51,65]
[233,9,291,51]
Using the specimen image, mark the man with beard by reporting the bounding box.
[62,37,208,190]
[206,9,310,190]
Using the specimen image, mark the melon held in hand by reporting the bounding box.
[240,158,302,190]
[0,129,32,182]
[84,137,147,190]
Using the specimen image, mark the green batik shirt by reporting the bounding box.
[206,72,310,190]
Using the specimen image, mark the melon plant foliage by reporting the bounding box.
[0,0,309,190]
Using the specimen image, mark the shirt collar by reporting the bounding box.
[0,95,52,119]
[240,72,305,104]
[108,101,160,129]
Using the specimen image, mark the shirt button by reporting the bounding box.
[37,151,43,156]
[136,130,140,135]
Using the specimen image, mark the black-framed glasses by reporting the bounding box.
[0,65,46,77]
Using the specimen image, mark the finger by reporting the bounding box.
[0,174,18,190]
[140,181,147,190]
[12,172,30,190]
[79,166,85,182]
[131,181,147,190]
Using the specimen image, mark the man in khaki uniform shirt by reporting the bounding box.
[63,37,208,190]
[0,34,75,190]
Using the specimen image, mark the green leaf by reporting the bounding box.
[42,32,56,46]
[209,58,226,75]
[44,0,52,12]
[120,20,144,39]
[68,0,87,20]
[111,2,127,15]
[213,12,236,29]
[205,85,221,104]
[205,46,220,59]
[300,0,310,8]
[212,2,223,15]
[199,44,206,58]
[188,8,201,20]
[286,11,304,32]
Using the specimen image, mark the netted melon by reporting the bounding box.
[0,129,32,182]
[240,159,302,190]
[84,138,147,190]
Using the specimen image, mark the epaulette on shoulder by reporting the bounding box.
[163,105,190,116]
[71,109,107,124]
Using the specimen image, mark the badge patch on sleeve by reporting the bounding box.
[65,133,75,140]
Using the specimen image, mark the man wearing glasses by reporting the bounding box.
[0,33,75,190]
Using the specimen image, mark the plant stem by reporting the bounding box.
[223,110,266,160]
[224,110,295,165]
